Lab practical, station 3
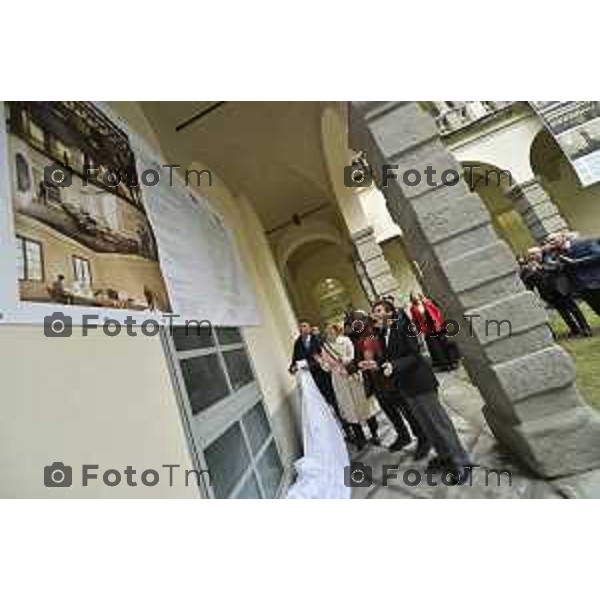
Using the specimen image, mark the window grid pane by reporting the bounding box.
[167,327,284,500]
[222,348,254,391]
[172,324,215,352]
[216,327,243,346]
[234,472,263,499]
[242,402,271,456]
[28,260,42,281]
[180,353,229,414]
[256,440,284,499]
[73,257,92,286]
[204,422,251,499]
[21,238,42,281]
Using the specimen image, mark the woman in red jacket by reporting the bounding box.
[409,291,460,371]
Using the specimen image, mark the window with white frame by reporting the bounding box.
[165,325,284,499]
[72,256,92,288]
[15,235,43,281]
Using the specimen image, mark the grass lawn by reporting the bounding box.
[550,302,600,411]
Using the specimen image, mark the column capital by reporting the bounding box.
[351,225,376,244]
[506,177,545,201]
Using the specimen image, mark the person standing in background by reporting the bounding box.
[409,291,460,370]
[553,232,600,318]
[523,246,592,337]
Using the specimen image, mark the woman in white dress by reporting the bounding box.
[320,324,379,450]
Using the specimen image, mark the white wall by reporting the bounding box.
[450,112,542,182]
[358,186,402,243]
[0,328,199,498]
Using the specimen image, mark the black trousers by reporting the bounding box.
[553,296,591,334]
[425,334,460,369]
[581,289,600,317]
[349,416,379,445]
[405,391,470,469]
[375,390,427,445]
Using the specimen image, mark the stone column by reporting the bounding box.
[352,226,403,302]
[349,101,600,480]
[507,178,568,243]
[352,247,377,304]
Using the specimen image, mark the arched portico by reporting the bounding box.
[281,237,368,325]
[450,110,568,242]
[461,160,535,255]
[349,101,600,481]
[530,128,600,237]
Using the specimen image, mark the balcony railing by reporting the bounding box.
[433,101,516,135]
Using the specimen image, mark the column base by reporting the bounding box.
[484,404,600,478]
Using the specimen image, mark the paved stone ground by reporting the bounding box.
[350,367,569,499]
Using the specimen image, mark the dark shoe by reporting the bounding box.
[427,455,448,470]
[413,442,432,461]
[446,467,471,486]
[354,439,367,452]
[388,437,411,452]
[352,430,367,451]
[583,329,594,338]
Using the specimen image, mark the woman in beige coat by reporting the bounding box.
[319,324,379,450]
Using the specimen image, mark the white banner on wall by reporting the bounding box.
[530,101,600,187]
[132,139,260,326]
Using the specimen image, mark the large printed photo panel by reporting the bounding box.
[4,101,171,314]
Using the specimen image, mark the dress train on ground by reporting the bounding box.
[286,369,351,499]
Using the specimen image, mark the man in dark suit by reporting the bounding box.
[558,234,600,316]
[354,310,430,458]
[365,299,471,483]
[289,320,342,422]
[524,246,592,337]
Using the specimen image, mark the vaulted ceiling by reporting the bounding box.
[139,101,342,230]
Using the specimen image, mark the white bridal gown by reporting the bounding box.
[286,368,351,499]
